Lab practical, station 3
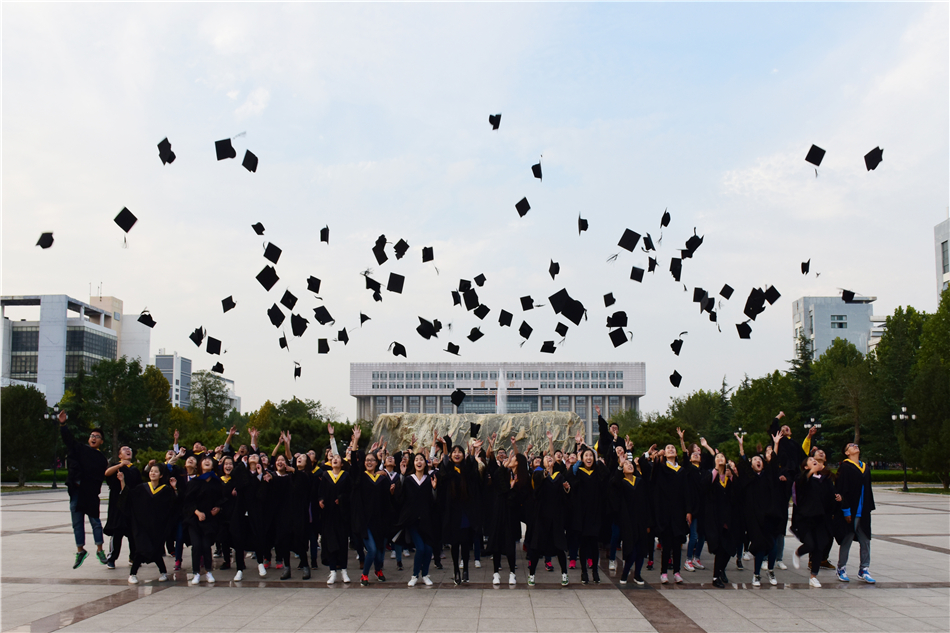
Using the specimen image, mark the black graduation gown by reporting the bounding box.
[289,469,313,555]
[682,452,711,539]
[318,469,352,564]
[395,472,437,544]
[61,425,108,518]
[701,470,738,556]
[484,459,528,553]
[791,470,836,544]
[650,458,693,541]
[350,455,394,542]
[834,459,874,542]
[217,470,243,547]
[182,474,224,538]
[567,458,612,539]
[104,465,141,536]
[610,463,654,556]
[527,469,569,553]
[264,472,294,553]
[438,452,483,543]
[122,482,178,563]
[737,456,784,556]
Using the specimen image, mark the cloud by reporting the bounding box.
[235,87,269,119]
[227,89,239,100]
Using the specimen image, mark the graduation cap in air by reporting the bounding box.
[648,257,658,273]
[462,289,479,312]
[157,138,176,165]
[709,311,717,323]
[474,304,490,320]
[291,314,309,337]
[207,337,222,355]
[279,333,288,350]
[256,265,279,291]
[416,317,437,340]
[394,239,410,260]
[764,285,781,305]
[469,422,481,437]
[660,208,671,228]
[215,138,237,160]
[670,371,682,388]
[604,293,616,308]
[842,290,856,303]
[451,290,461,306]
[720,284,734,300]
[189,327,205,347]
[267,304,286,327]
[212,362,224,374]
[422,247,434,263]
[388,341,407,358]
[452,388,467,407]
[520,296,535,311]
[618,229,641,252]
[36,232,54,249]
[548,288,569,314]
[609,329,629,348]
[222,296,237,313]
[563,299,586,326]
[519,321,533,340]
[445,342,460,355]
[280,291,297,310]
[263,243,281,264]
[294,362,301,379]
[242,150,258,173]
[642,234,655,252]
[320,226,329,244]
[578,215,588,234]
[693,288,708,304]
[805,144,825,167]
[540,341,557,354]
[307,276,321,294]
[743,288,767,321]
[319,339,330,354]
[372,236,388,265]
[252,222,265,236]
[515,198,531,217]
[684,230,704,256]
[472,273,485,287]
[532,158,542,181]
[736,322,752,339]
[671,338,684,356]
[670,258,682,282]
[488,113,501,130]
[555,322,569,337]
[114,207,137,233]
[360,313,370,326]
[703,296,716,314]
[549,260,560,280]
[387,273,405,294]
[458,279,472,292]
[802,260,810,275]
[313,305,334,325]
[336,329,349,345]
[606,311,627,328]
[467,327,484,342]
[630,266,644,283]
[137,310,156,328]
[498,310,513,327]
[864,147,883,171]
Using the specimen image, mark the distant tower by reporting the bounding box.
[496,365,507,415]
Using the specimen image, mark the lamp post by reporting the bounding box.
[891,406,916,493]
[138,417,155,447]
[43,405,61,489]
[803,418,822,433]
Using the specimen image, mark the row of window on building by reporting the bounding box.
[371,381,624,390]
[373,394,623,417]
[371,370,624,381]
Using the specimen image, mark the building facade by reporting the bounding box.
[792,295,876,359]
[936,218,949,299]
[351,362,646,442]
[153,350,192,409]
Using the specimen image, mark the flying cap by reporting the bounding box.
[463,289,479,311]
[451,388,467,407]
[562,298,587,325]
[422,246,434,263]
[222,296,237,313]
[416,317,437,340]
[609,329,628,348]
[548,288,569,314]
[720,284,734,300]
[648,257,658,273]
[693,288,707,304]
[520,296,534,311]
[291,313,309,337]
[519,321,533,339]
[488,113,501,130]
[642,234,655,252]
[555,322,569,337]
[451,290,461,306]
[256,266,279,291]
[242,150,258,173]
[474,304,490,320]
[802,260,810,275]
[337,329,349,345]
[671,338,683,355]
[294,363,301,379]
[445,342,460,355]
[764,285,781,305]
[137,310,156,328]
[736,322,752,339]
[549,260,560,280]
[515,198,530,217]
[307,276,322,294]
[319,339,330,354]
[467,327,484,342]
[313,305,334,325]
[743,288,767,321]
[540,341,556,354]
[157,138,176,165]
[805,144,825,167]
[360,313,370,325]
[394,239,410,260]
[606,311,627,328]
[618,229,641,252]
[604,293,616,307]
[252,222,265,235]
[532,160,542,181]
[684,231,704,256]
[212,362,224,374]
[842,290,856,303]
[459,279,472,292]
[320,226,329,244]
[263,243,282,264]
[114,208,137,233]
[630,266,644,283]
[578,215,589,234]
[279,334,288,349]
[470,422,481,437]
[189,327,205,347]
[215,139,237,160]
[475,274,487,287]
[36,232,54,249]
[267,304,285,327]
[864,147,883,171]
[669,258,682,282]
[670,371,682,388]
[278,291,297,310]
[499,310,513,327]
[207,336,222,355]
[660,209,671,228]
[387,273,405,294]
[372,238,388,265]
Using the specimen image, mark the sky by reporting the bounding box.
[3,3,948,422]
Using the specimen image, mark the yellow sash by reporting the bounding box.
[579,467,594,476]
[666,461,681,472]
[844,458,866,473]
[550,471,560,481]
[148,482,166,495]
[624,476,638,488]
[365,471,381,483]
[719,476,728,489]
[327,470,344,484]
[220,475,231,484]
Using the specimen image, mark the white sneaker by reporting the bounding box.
[809,576,821,588]
[234,570,243,582]
[692,558,705,570]
[423,575,433,586]
[792,552,801,570]
[608,560,616,571]
[327,570,337,585]
[258,563,267,577]
[619,578,627,585]
[776,561,788,570]
[508,572,516,585]
[492,572,501,585]
[190,574,200,585]
[684,560,695,572]
[561,573,569,586]
[474,560,481,568]
[743,551,752,561]
[158,573,168,582]
[408,576,418,587]
[391,551,396,559]
[205,573,215,583]
[752,575,761,587]
[128,575,138,584]
[459,559,464,569]
[341,570,351,583]
[767,570,777,586]
[528,574,535,586]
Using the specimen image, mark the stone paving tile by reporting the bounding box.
[534,617,598,632]
[589,617,656,632]
[477,617,538,632]
[418,615,479,631]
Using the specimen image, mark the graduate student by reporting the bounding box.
[567,409,614,585]
[485,434,526,586]
[103,445,141,570]
[611,445,653,586]
[58,410,109,569]
[651,441,693,584]
[216,455,247,581]
[182,455,224,584]
[527,432,571,587]
[350,442,397,586]
[396,452,438,586]
[834,442,876,584]
[319,449,353,584]
[791,449,838,587]
[118,461,177,584]
[677,428,709,572]
[437,432,484,585]
[703,451,739,588]
[736,433,783,587]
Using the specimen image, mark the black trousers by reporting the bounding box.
[528,549,566,574]
[659,531,683,574]
[188,526,213,574]
[108,527,135,565]
[131,554,166,576]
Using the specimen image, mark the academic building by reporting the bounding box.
[791,294,881,359]
[350,362,646,442]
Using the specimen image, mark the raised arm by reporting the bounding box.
[735,431,745,458]
[677,427,687,454]
[283,431,293,462]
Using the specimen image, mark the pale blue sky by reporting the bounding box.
[3,3,947,421]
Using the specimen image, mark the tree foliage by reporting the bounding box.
[1,385,57,485]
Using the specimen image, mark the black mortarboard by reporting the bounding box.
[606,311,627,328]
[703,296,716,314]
[693,288,707,303]
[488,113,501,130]
[805,145,825,167]
[474,273,487,287]
[157,138,175,165]
[279,291,297,310]
[802,260,810,275]
[337,329,349,345]
[263,243,281,264]
[365,276,381,294]
[578,215,588,234]
[764,285,781,305]
[189,327,205,347]
[452,388,466,407]
[670,258,682,282]
[222,296,236,313]
[736,322,752,339]
[671,339,683,355]
[291,313,309,337]
[532,161,542,181]
[36,232,54,249]
[422,246,434,263]
[549,260,560,280]
[842,290,855,303]
[520,296,534,311]
[709,311,717,322]
[564,299,586,327]
[215,138,236,160]
[242,150,258,173]
[305,276,321,295]
[459,279,472,292]
[519,321,533,340]
[114,207,137,233]
[313,305,334,325]
[360,313,370,325]
[630,266,644,283]
[470,422,481,437]
[387,273,405,294]
[555,322,569,337]
[540,341,556,354]
[319,339,330,354]
[864,147,883,171]
[433,318,443,334]
[267,304,285,328]
[279,334,288,349]
[252,222,265,235]
[642,234,655,251]
[416,317,437,340]
[515,197,530,217]
[207,337,222,355]
[463,289,479,311]
[394,239,410,260]
[256,265,279,291]
[320,226,329,244]
[604,293,616,307]
[660,209,671,228]
[499,310,513,327]
[451,290,461,306]
[744,288,767,321]
[648,257,658,273]
[372,243,388,266]
[684,232,704,256]
[445,342,460,355]
[618,229,641,252]
[720,284,734,300]
[294,363,301,379]
[473,304,490,320]
[212,362,224,374]
[609,328,628,348]
[548,288,569,314]
[137,310,156,328]
[467,327,484,342]
[670,371,682,388]
[681,249,693,260]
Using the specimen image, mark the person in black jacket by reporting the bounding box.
[437,433,484,585]
[567,419,613,585]
[216,455,248,581]
[736,432,783,587]
[527,449,571,587]
[118,460,178,584]
[834,442,876,584]
[350,446,396,586]
[58,410,109,569]
[485,435,527,586]
[103,445,141,570]
[703,451,739,588]
[678,428,711,572]
[396,453,438,586]
[791,454,838,587]
[650,441,693,584]
[769,411,805,570]
[611,450,653,586]
[182,455,224,585]
[319,452,352,584]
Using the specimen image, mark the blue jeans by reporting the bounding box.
[360,529,384,576]
[409,528,432,577]
[608,523,621,561]
[754,537,780,575]
[837,517,871,570]
[174,521,185,562]
[69,495,102,548]
[686,518,705,560]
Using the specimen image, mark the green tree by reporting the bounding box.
[667,389,726,446]
[627,414,697,454]
[813,338,881,453]
[788,333,818,423]
[731,371,800,436]
[85,357,150,461]
[189,370,231,428]
[1,385,57,485]
[141,365,172,449]
[606,407,642,438]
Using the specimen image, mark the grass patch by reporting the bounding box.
[903,487,950,495]
[0,485,55,493]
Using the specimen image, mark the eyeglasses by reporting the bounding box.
[89,434,102,440]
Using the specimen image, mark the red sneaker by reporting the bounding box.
[568,560,576,570]
[275,563,283,570]
[545,562,554,572]
[360,574,369,586]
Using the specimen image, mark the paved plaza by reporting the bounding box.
[0,487,947,633]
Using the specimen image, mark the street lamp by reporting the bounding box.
[891,406,916,493]
[43,405,61,489]
[803,417,822,431]
[138,417,155,446]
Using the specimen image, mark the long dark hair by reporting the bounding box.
[512,453,529,490]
